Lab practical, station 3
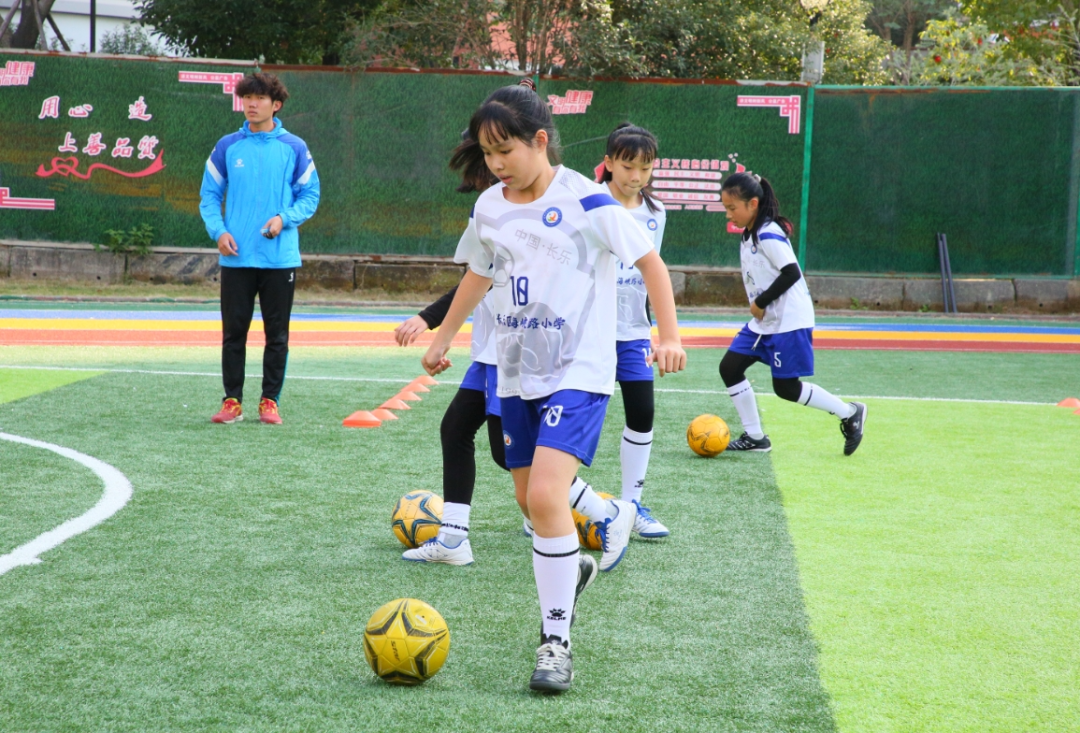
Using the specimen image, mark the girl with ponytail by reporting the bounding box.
[596,122,669,538]
[717,172,867,456]
[421,82,686,693]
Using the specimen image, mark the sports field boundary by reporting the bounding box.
[0,364,1063,407]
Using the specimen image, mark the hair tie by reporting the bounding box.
[752,173,761,183]
[518,77,536,91]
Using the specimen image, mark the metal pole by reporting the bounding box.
[45,13,69,51]
[942,234,958,313]
[90,0,96,52]
[796,85,815,269]
[30,0,47,51]
[937,234,949,312]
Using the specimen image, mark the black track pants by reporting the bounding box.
[220,266,296,403]
[440,387,508,506]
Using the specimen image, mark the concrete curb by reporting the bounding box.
[1,239,1078,312]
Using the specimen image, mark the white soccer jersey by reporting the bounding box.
[471,290,497,366]
[740,219,815,335]
[454,166,656,400]
[608,184,667,342]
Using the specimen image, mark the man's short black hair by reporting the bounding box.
[235,73,289,112]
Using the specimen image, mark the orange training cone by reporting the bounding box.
[413,375,438,386]
[343,410,381,428]
[1057,397,1080,408]
[372,409,398,421]
[397,390,421,402]
[407,381,431,393]
[1074,408,1080,416]
[380,398,411,410]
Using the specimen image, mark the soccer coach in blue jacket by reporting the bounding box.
[200,72,320,425]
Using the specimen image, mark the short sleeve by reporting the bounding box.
[587,199,655,266]
[757,230,797,270]
[452,209,493,277]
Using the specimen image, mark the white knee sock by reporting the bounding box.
[728,379,764,439]
[569,477,613,522]
[437,501,470,547]
[798,383,855,419]
[620,427,653,503]
[533,532,579,643]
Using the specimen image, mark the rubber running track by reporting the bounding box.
[2,308,1079,353]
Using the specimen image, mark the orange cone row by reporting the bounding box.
[343,375,439,428]
[1055,397,1080,415]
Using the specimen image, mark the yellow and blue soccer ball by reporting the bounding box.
[572,491,614,551]
[363,598,450,685]
[687,414,730,457]
[392,491,443,548]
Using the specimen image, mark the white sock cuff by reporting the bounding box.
[533,532,579,557]
[441,501,471,534]
[622,426,653,445]
[727,379,753,397]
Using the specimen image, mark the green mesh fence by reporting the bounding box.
[806,86,1080,276]
[0,53,808,267]
[0,54,256,249]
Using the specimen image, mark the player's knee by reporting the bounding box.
[773,377,802,402]
[719,357,745,387]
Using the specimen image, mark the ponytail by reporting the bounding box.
[720,172,792,241]
[450,82,561,191]
[599,122,661,213]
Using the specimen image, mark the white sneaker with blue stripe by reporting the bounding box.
[631,500,670,538]
[402,537,474,565]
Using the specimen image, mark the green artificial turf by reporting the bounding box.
[0,350,833,733]
[770,399,1080,732]
[2,344,1079,732]
[1,368,108,558]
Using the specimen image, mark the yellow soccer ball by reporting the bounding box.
[687,414,730,457]
[392,491,443,548]
[363,598,450,685]
[572,491,614,551]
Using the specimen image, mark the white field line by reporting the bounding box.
[0,364,1058,407]
[0,432,133,577]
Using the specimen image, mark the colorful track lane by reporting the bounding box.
[1,307,1079,352]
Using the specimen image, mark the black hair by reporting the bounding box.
[720,172,792,241]
[450,84,561,190]
[599,122,660,213]
[234,73,289,116]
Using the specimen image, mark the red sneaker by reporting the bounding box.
[211,398,243,424]
[259,398,282,425]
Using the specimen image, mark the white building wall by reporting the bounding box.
[0,1,161,53]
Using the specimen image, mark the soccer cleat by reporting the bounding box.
[529,635,573,692]
[631,501,670,538]
[595,499,634,571]
[726,432,772,452]
[523,517,534,538]
[210,398,243,424]
[573,554,598,622]
[840,402,867,456]
[258,398,282,425]
[402,537,474,566]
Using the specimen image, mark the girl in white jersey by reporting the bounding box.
[421,84,686,693]
[597,123,670,537]
[718,172,867,455]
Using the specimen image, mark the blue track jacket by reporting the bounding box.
[199,118,321,269]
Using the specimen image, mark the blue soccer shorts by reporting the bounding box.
[499,389,610,468]
[615,338,654,382]
[728,325,815,379]
[458,361,501,416]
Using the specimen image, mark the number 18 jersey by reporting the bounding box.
[454,166,655,401]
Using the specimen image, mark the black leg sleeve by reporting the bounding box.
[719,350,760,388]
[220,267,259,402]
[618,380,655,433]
[440,388,489,505]
[772,377,804,403]
[485,414,509,472]
[257,268,296,402]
